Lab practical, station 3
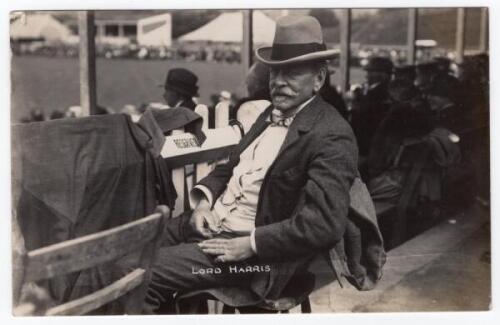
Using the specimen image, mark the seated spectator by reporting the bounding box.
[415,61,438,93]
[366,79,434,181]
[231,62,272,133]
[159,68,199,110]
[49,110,65,120]
[393,64,416,84]
[319,70,348,120]
[20,108,45,123]
[426,73,462,133]
[350,56,394,158]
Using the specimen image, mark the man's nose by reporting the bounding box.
[271,70,287,86]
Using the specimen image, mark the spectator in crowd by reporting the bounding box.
[319,70,348,120]
[159,68,199,110]
[207,90,232,129]
[366,79,434,182]
[415,61,438,93]
[20,108,45,123]
[393,64,416,84]
[350,56,394,160]
[49,110,65,120]
[426,73,462,133]
[230,62,271,132]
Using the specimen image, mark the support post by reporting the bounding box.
[242,10,253,79]
[479,7,488,53]
[407,9,418,65]
[455,8,466,65]
[339,9,351,94]
[78,11,97,116]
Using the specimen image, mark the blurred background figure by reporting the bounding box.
[350,56,394,160]
[232,62,271,133]
[19,108,45,123]
[319,69,348,120]
[218,90,232,105]
[49,110,65,120]
[393,64,416,84]
[159,68,199,110]
[415,61,438,93]
[65,105,84,118]
[426,73,462,133]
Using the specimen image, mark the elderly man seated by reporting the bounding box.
[141,16,366,314]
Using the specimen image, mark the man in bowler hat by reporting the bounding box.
[160,68,199,110]
[139,15,361,313]
[350,56,394,163]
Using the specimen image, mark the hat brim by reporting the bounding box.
[158,84,199,97]
[255,46,339,66]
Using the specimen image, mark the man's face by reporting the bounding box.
[163,88,181,107]
[269,63,324,112]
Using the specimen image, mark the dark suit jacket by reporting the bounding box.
[197,96,359,301]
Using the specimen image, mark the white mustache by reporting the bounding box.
[271,89,296,97]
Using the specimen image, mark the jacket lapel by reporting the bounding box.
[276,95,324,157]
[235,104,274,155]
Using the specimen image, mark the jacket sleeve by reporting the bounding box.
[196,154,239,205]
[254,131,358,262]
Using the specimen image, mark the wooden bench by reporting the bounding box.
[14,206,170,316]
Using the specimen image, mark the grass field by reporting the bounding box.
[11,56,365,123]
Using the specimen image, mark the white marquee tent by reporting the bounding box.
[10,13,72,41]
[178,11,276,45]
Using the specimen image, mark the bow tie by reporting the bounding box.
[267,110,296,127]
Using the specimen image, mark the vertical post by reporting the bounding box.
[78,11,97,116]
[339,9,351,94]
[455,8,466,65]
[407,8,418,65]
[479,7,488,53]
[242,10,253,77]
[118,24,125,37]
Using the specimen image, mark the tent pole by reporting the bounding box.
[242,9,253,78]
[406,9,418,65]
[455,8,466,65]
[339,9,351,94]
[78,10,97,116]
[479,8,488,53]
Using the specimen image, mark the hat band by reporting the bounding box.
[270,42,327,61]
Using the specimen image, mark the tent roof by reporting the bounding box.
[178,11,276,44]
[11,13,71,40]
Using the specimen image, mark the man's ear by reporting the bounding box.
[313,67,327,93]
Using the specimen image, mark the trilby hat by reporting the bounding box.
[255,15,339,66]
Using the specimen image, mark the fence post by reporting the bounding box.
[194,105,211,186]
[78,11,97,116]
[171,128,186,217]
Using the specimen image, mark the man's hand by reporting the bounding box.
[198,237,254,263]
[189,199,221,238]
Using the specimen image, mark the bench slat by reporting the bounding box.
[24,213,162,282]
[45,268,145,316]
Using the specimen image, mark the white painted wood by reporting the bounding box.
[171,128,186,217]
[194,104,211,183]
[215,101,230,128]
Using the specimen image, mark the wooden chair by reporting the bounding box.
[14,205,171,316]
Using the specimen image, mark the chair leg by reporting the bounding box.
[301,298,311,313]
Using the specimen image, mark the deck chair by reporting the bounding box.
[14,205,170,316]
